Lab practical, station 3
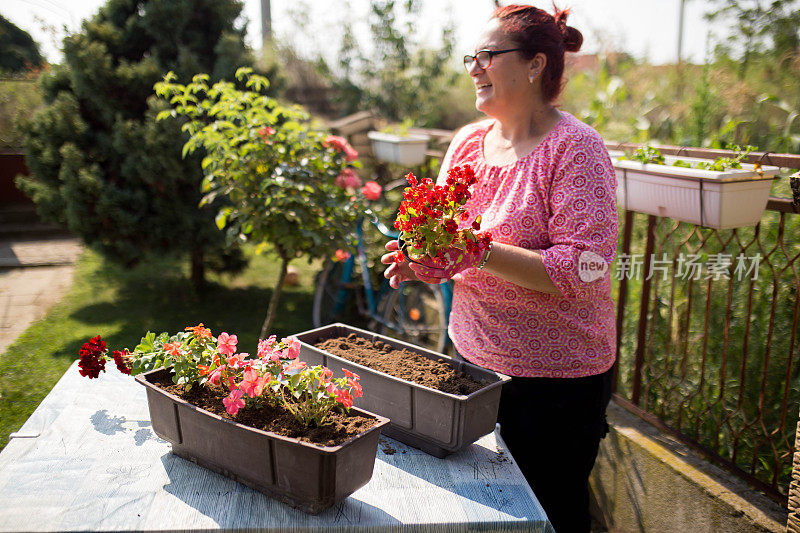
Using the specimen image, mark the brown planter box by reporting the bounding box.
[135,368,389,514]
[295,324,511,458]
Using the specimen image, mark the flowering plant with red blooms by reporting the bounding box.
[393,164,492,263]
[77,324,362,428]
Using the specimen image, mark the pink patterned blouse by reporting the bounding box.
[438,111,618,378]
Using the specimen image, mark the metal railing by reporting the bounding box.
[610,143,800,505]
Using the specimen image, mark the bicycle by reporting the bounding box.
[311,215,453,354]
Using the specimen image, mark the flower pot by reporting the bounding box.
[397,236,424,265]
[135,368,389,514]
[367,131,430,166]
[612,155,780,229]
[294,324,511,458]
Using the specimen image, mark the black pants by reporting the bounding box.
[497,368,613,533]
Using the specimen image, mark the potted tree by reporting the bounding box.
[367,119,431,166]
[155,69,382,339]
[77,325,388,514]
[612,145,781,229]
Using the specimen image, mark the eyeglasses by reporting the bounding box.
[463,48,522,71]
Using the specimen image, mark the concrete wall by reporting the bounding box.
[590,402,787,532]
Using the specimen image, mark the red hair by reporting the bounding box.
[492,3,583,101]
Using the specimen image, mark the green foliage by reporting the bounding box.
[321,0,473,129]
[0,79,42,151]
[16,0,254,288]
[0,15,44,73]
[155,68,374,333]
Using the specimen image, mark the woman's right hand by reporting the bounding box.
[381,240,418,289]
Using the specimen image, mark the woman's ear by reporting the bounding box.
[529,53,547,83]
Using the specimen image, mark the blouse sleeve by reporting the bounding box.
[539,134,618,299]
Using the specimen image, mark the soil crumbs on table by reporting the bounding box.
[314,333,485,395]
[153,374,377,447]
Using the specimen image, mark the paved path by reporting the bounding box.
[0,238,83,354]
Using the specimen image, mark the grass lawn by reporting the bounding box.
[0,247,323,451]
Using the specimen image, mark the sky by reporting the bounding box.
[3,0,720,67]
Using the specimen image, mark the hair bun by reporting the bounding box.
[552,6,583,52]
[562,25,583,52]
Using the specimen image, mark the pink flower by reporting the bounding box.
[324,135,359,162]
[223,390,246,416]
[240,368,270,398]
[334,249,351,262]
[208,365,224,385]
[334,168,362,190]
[361,180,382,201]
[217,332,237,356]
[281,337,301,359]
[343,368,359,380]
[283,359,307,374]
[257,337,278,360]
[335,388,354,408]
[226,353,244,368]
[258,126,275,139]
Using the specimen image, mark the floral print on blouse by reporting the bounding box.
[437,111,618,378]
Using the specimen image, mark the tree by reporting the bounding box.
[17,0,253,288]
[705,0,800,77]
[0,15,45,73]
[326,0,461,128]
[156,69,379,337]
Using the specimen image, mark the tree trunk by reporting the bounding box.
[260,253,290,340]
[190,247,206,292]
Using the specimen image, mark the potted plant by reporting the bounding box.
[77,325,389,514]
[295,323,510,458]
[367,118,431,166]
[612,145,780,229]
[392,164,492,266]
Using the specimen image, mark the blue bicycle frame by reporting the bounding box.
[331,215,453,339]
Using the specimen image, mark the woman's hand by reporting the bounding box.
[381,240,419,289]
[407,245,484,283]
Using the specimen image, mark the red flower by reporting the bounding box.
[78,335,107,379]
[112,349,132,375]
[257,126,275,140]
[334,249,351,262]
[360,180,382,201]
[324,135,359,162]
[393,251,405,263]
[444,219,457,234]
[335,387,354,408]
[334,168,362,190]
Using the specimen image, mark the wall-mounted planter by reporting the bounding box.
[135,368,389,514]
[367,131,430,166]
[294,323,510,458]
[612,155,780,229]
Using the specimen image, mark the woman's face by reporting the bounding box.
[468,18,536,117]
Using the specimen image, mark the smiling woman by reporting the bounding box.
[382,4,617,532]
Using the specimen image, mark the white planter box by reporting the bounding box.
[367,131,430,166]
[612,155,780,229]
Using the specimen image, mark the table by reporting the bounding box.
[0,361,553,532]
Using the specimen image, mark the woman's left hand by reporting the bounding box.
[408,245,484,283]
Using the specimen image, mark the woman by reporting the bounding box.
[382,5,617,532]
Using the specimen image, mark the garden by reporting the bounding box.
[1,0,800,530]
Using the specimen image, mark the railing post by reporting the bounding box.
[788,409,800,532]
[631,214,656,405]
[613,209,635,393]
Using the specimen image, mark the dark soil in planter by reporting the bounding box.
[151,373,377,447]
[314,333,485,395]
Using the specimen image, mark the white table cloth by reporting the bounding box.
[0,361,553,532]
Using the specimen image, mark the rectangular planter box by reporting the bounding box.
[294,324,510,458]
[612,155,780,229]
[367,131,430,166]
[136,368,389,514]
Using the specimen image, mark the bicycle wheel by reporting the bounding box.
[312,260,359,328]
[379,281,449,353]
